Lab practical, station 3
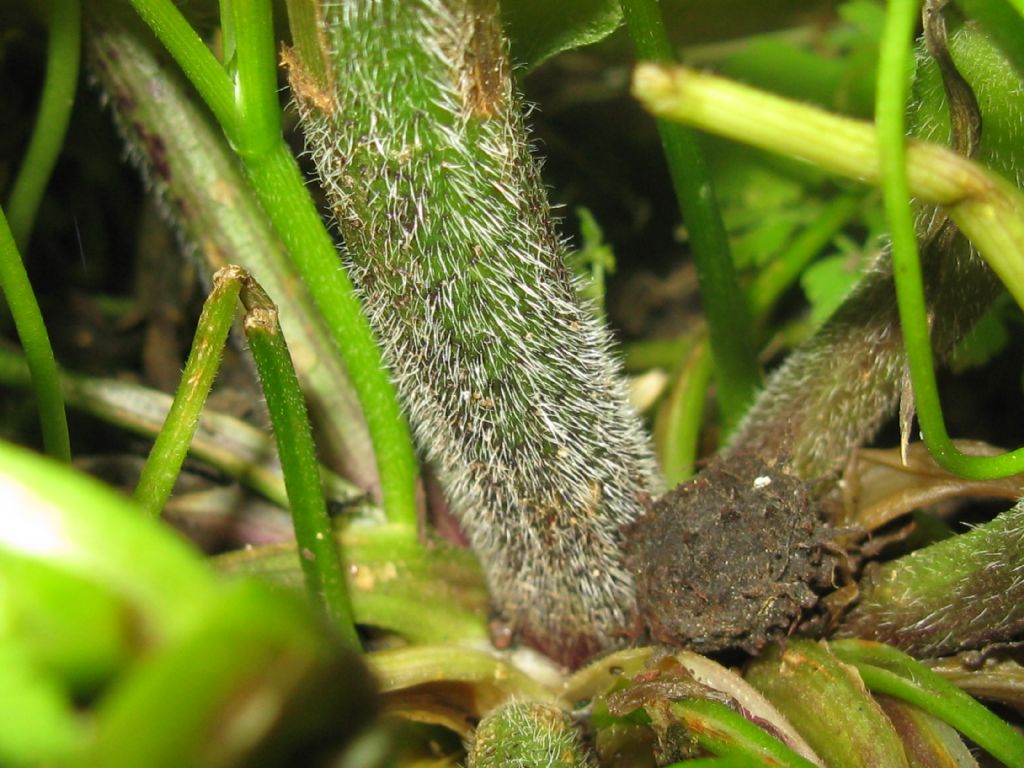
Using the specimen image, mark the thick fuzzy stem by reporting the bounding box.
[836,501,1024,656]
[287,0,657,667]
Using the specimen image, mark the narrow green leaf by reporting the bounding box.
[501,0,621,70]
[133,265,242,517]
[240,274,360,650]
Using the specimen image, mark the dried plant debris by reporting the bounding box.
[928,649,1024,713]
[839,440,1024,532]
[625,455,837,654]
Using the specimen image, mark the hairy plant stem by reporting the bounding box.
[952,0,1024,76]
[836,500,1024,656]
[287,0,657,667]
[467,701,595,768]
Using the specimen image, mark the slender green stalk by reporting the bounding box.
[134,266,241,516]
[0,208,69,461]
[124,0,239,138]
[669,699,818,768]
[830,640,1024,767]
[6,0,80,251]
[220,0,279,158]
[281,0,330,96]
[879,0,1024,480]
[243,143,419,528]
[620,0,760,430]
[126,0,419,527]
[630,66,1001,207]
[240,276,359,649]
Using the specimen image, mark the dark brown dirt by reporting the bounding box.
[624,454,837,654]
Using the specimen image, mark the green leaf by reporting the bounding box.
[500,0,621,70]
[800,253,863,326]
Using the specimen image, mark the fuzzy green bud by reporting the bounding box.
[467,701,595,768]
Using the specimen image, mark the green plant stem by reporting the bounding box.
[835,498,1024,656]
[829,640,1024,767]
[0,208,69,462]
[6,0,81,251]
[879,0,1024,480]
[127,0,418,527]
[220,0,279,158]
[134,266,241,516]
[620,0,760,431]
[125,0,239,138]
[669,699,818,768]
[240,276,359,650]
[84,5,376,488]
[953,0,1024,78]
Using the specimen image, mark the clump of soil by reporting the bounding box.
[624,454,837,654]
